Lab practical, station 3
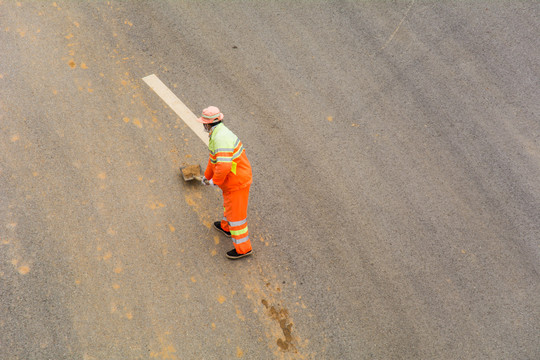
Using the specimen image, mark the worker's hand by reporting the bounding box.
[201,176,209,185]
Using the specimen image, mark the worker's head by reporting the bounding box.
[197,106,223,132]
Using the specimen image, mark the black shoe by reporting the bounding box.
[214,221,231,237]
[226,249,253,260]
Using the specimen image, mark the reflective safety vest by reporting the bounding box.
[204,123,252,192]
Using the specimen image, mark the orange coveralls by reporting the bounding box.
[204,123,253,254]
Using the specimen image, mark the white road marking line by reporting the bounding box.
[142,74,208,146]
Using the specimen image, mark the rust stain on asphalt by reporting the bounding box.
[150,346,177,359]
[132,118,142,128]
[184,192,212,229]
[261,299,296,353]
[17,265,30,275]
[147,201,165,210]
[236,346,244,358]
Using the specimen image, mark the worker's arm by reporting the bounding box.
[204,157,214,180]
[211,161,232,186]
[204,155,232,186]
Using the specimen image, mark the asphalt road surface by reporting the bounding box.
[1,1,539,359]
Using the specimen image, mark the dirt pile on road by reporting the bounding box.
[181,165,201,180]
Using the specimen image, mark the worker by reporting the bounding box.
[198,106,253,259]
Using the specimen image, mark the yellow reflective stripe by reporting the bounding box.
[232,146,244,160]
[230,227,248,236]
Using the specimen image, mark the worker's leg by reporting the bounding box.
[223,186,252,254]
[220,207,229,232]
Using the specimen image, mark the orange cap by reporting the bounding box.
[197,106,224,124]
